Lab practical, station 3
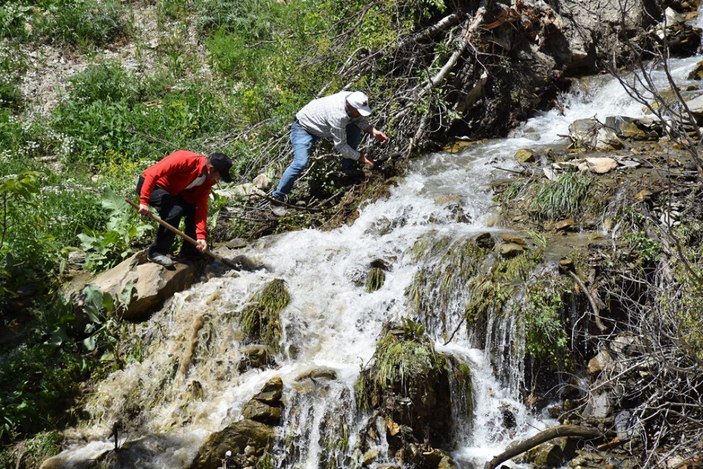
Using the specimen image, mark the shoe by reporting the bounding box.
[270,194,285,205]
[147,252,174,268]
[270,194,288,217]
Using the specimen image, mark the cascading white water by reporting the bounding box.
[51,56,702,468]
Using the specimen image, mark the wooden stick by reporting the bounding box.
[125,198,240,270]
[483,424,603,469]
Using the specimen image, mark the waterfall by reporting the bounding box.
[47,56,703,468]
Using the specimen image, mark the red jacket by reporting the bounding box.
[140,150,215,239]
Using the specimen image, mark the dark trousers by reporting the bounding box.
[136,177,199,257]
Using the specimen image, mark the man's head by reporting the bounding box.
[346,91,372,117]
[207,153,233,183]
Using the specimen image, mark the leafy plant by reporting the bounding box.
[77,189,152,272]
[357,327,444,411]
[0,338,84,444]
[522,284,571,368]
[80,282,134,359]
[400,317,425,339]
[33,0,129,49]
[68,61,139,104]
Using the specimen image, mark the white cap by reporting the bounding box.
[347,91,372,116]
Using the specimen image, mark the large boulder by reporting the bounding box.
[355,322,473,458]
[190,419,275,469]
[568,118,624,151]
[64,251,199,322]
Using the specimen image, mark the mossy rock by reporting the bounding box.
[239,279,289,351]
[356,323,457,448]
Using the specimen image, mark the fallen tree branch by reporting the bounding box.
[483,424,603,469]
[418,8,486,99]
[569,270,608,332]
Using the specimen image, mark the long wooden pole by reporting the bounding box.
[125,198,239,269]
[483,424,603,469]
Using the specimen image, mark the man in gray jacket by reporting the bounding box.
[271,91,388,207]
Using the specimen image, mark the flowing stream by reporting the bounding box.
[51,55,702,468]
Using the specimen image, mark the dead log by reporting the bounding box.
[483,424,603,469]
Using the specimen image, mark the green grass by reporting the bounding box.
[528,171,592,221]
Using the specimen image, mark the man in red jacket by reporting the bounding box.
[136,150,233,267]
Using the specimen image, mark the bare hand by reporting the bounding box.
[359,154,375,168]
[196,239,208,252]
[372,128,388,144]
[138,203,150,216]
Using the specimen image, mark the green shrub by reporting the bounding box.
[53,73,234,167]
[206,30,264,80]
[68,61,139,104]
[0,3,32,41]
[0,340,84,443]
[522,283,571,368]
[33,0,128,49]
[0,430,62,469]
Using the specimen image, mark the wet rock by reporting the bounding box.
[370,258,391,270]
[515,148,536,163]
[583,392,613,420]
[448,202,471,223]
[528,440,565,467]
[363,447,381,465]
[191,419,274,469]
[559,257,575,274]
[605,116,658,141]
[443,139,473,154]
[238,345,275,372]
[253,376,283,404]
[500,402,517,429]
[496,242,525,257]
[475,233,495,249]
[684,94,703,124]
[242,399,282,425]
[614,410,637,440]
[610,333,642,356]
[553,218,576,232]
[223,238,248,249]
[688,60,703,80]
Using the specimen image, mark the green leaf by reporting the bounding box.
[83,335,98,351]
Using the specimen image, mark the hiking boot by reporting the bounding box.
[147,252,174,268]
[270,194,288,217]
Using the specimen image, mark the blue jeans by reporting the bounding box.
[273,121,362,198]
